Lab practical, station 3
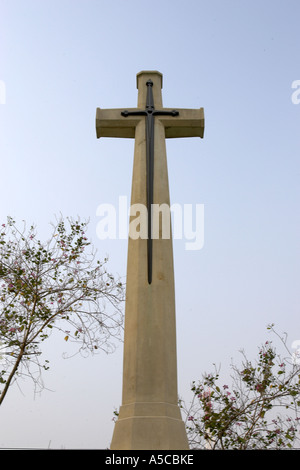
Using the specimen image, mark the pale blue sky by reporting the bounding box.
[0,0,299,449]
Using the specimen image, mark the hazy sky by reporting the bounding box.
[0,0,299,449]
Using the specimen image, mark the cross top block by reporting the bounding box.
[136,71,163,108]
[137,70,163,88]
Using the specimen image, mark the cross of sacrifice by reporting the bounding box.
[96,71,204,450]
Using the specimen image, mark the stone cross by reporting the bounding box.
[96,71,204,450]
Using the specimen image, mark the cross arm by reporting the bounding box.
[158,107,205,138]
[96,108,143,139]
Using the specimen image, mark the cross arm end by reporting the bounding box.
[161,107,205,139]
[96,107,141,139]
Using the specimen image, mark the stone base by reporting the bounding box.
[110,402,189,450]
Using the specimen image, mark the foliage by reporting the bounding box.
[180,325,300,449]
[0,216,124,405]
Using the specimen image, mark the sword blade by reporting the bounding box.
[146,113,154,284]
[121,80,179,285]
